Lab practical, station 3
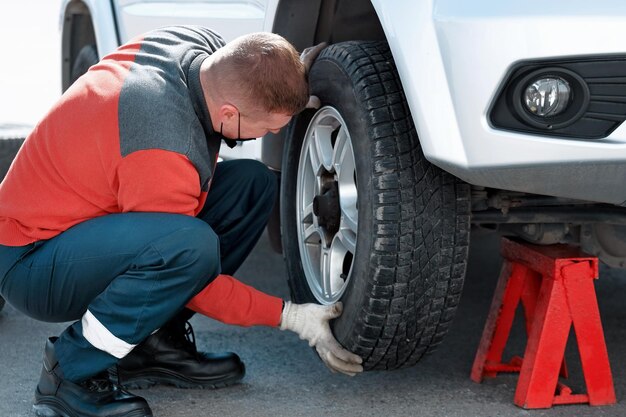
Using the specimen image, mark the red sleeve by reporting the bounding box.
[187,274,283,327]
[116,149,203,215]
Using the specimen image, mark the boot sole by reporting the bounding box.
[33,395,153,417]
[110,366,244,390]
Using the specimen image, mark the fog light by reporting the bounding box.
[523,77,571,117]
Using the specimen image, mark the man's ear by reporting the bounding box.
[218,103,238,121]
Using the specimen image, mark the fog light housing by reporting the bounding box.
[523,77,571,117]
[512,67,589,130]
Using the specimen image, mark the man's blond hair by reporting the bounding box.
[208,32,309,115]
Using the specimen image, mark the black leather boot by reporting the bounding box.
[112,322,245,389]
[33,338,153,417]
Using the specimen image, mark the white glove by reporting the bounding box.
[300,42,328,73]
[280,301,363,376]
[300,42,327,111]
[305,95,321,110]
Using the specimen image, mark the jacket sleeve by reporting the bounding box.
[149,25,226,55]
[183,25,227,49]
[186,274,284,327]
[116,149,203,215]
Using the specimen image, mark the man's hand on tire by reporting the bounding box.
[305,96,321,110]
[280,301,364,376]
[300,42,328,73]
[301,42,328,110]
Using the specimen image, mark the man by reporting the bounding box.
[0,26,362,417]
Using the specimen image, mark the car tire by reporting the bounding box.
[281,41,471,370]
[0,137,26,315]
[0,138,25,182]
[70,44,98,85]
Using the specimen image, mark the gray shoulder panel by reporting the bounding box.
[118,26,225,191]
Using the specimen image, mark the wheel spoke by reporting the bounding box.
[330,235,353,296]
[334,127,355,180]
[335,124,358,248]
[302,202,314,224]
[332,126,349,170]
[312,124,335,172]
[337,225,357,255]
[303,223,319,243]
[341,206,358,235]
[306,140,322,177]
[320,248,332,298]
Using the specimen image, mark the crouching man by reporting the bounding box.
[0,25,362,417]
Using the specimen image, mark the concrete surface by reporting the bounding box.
[1,2,625,417]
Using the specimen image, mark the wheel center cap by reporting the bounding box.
[313,181,340,234]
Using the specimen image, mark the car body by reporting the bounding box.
[57,0,626,369]
[61,0,626,203]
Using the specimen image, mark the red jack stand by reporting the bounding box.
[470,237,616,409]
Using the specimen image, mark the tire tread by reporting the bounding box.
[316,42,471,369]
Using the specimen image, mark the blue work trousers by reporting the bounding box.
[0,159,276,382]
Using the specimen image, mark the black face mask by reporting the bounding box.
[220,112,257,149]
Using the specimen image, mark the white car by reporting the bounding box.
[54,0,626,371]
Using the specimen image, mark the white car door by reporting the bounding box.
[112,0,278,43]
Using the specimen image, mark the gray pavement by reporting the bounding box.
[2,2,625,416]
[1,231,625,417]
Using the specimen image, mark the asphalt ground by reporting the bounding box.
[1,230,625,417]
[1,3,626,416]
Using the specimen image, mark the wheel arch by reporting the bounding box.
[263,0,395,253]
[262,0,387,170]
[60,0,120,92]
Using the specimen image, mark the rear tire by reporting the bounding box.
[70,44,98,85]
[0,137,25,314]
[0,135,27,316]
[281,41,471,370]
[0,138,25,182]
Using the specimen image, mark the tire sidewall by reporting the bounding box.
[281,108,318,303]
[281,54,375,347]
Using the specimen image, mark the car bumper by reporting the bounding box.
[373,0,626,204]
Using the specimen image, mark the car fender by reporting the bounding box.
[60,0,119,59]
[60,0,119,90]
[371,0,626,204]
[370,0,466,169]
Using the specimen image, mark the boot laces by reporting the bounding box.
[170,321,198,355]
[80,372,114,393]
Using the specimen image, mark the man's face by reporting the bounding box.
[223,111,293,140]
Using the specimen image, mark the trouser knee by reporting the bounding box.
[238,159,277,207]
[163,219,222,291]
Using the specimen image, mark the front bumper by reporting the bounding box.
[372,0,626,205]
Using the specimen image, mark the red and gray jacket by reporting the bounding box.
[0,25,225,246]
[0,26,282,327]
